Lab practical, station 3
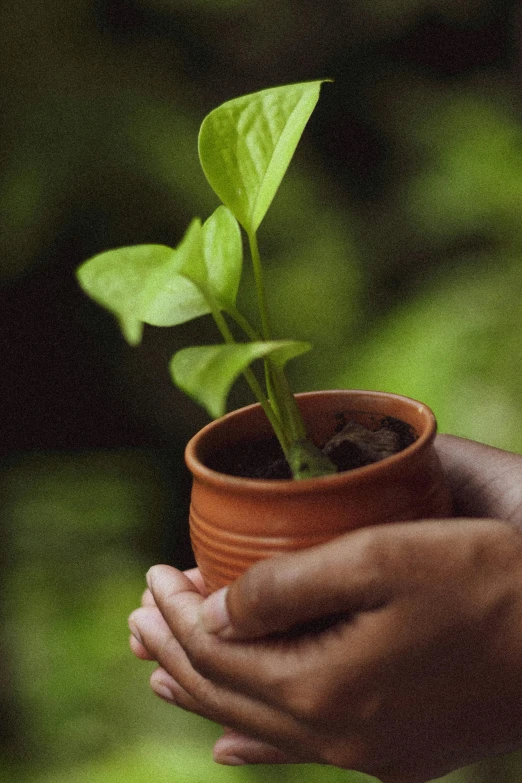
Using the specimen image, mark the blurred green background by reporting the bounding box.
[2,1,522,781]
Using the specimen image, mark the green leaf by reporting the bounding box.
[170,340,311,419]
[77,207,242,345]
[77,244,175,345]
[142,207,242,325]
[140,218,209,328]
[202,205,242,309]
[198,81,328,234]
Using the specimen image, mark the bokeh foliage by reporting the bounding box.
[1,0,522,781]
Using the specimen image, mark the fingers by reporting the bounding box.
[128,602,173,661]
[148,664,303,762]
[134,522,503,716]
[149,667,179,704]
[139,561,394,721]
[129,633,154,661]
[129,578,321,761]
[213,729,301,765]
[201,528,392,641]
[436,434,522,523]
[135,567,279,698]
[141,588,156,606]
[184,567,209,597]
[129,633,154,660]
[129,588,158,659]
[142,522,518,718]
[130,569,207,661]
[129,572,190,662]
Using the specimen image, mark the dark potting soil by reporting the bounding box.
[207,415,417,479]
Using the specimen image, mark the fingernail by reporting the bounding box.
[145,567,155,591]
[213,752,247,766]
[200,587,231,635]
[128,618,143,645]
[150,669,177,703]
[151,681,176,703]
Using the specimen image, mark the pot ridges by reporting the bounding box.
[190,502,332,591]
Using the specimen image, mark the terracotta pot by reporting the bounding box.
[185,390,453,593]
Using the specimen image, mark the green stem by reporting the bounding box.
[196,256,335,478]
[246,230,310,449]
[226,305,261,342]
[201,285,290,455]
[248,230,271,340]
[227,302,302,450]
[205,288,334,477]
[269,362,307,442]
[244,367,291,455]
[247,230,286,426]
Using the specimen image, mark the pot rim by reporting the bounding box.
[185,389,438,495]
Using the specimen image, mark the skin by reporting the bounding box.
[128,434,522,782]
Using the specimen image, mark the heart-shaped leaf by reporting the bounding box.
[198,81,327,234]
[77,207,242,344]
[170,340,311,418]
[77,244,175,345]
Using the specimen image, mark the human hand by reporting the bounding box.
[128,435,522,782]
[129,566,208,662]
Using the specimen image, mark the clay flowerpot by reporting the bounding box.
[185,390,453,593]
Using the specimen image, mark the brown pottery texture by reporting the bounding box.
[185,390,453,593]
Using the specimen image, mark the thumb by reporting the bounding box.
[199,529,390,639]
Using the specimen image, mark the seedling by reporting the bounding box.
[77,81,337,479]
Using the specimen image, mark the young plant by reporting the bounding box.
[77,80,336,480]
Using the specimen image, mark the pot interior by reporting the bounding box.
[193,391,431,474]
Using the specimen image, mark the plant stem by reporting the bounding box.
[246,229,323,459]
[203,255,336,478]
[269,362,307,442]
[201,285,290,455]
[226,305,261,341]
[248,230,271,340]
[226,305,308,456]
[243,368,291,455]
[246,229,287,425]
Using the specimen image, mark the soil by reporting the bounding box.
[207,415,417,479]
